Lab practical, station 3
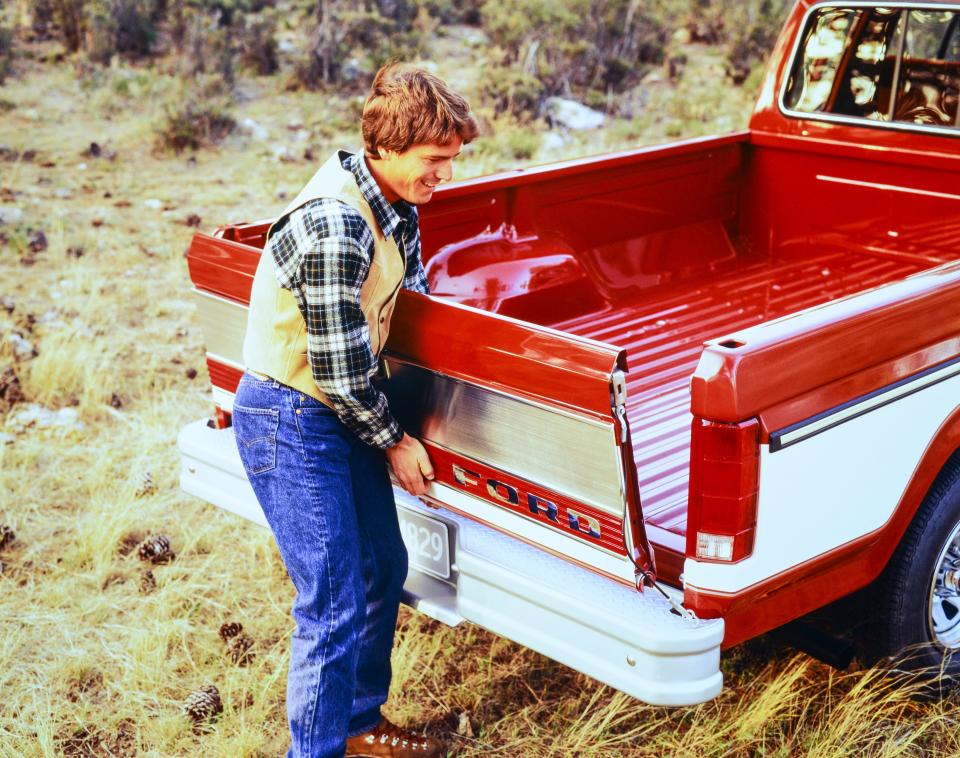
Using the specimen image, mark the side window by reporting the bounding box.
[893,10,960,127]
[782,5,960,132]
[783,8,860,114]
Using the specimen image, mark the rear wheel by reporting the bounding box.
[870,457,960,680]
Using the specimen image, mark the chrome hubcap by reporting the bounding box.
[928,521,960,648]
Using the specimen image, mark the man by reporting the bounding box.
[232,64,478,757]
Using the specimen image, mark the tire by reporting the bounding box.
[869,455,960,683]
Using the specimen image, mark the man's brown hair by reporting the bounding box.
[362,63,479,159]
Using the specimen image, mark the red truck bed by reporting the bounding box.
[554,248,941,553]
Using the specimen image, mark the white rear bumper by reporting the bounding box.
[177,418,723,706]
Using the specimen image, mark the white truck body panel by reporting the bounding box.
[685,367,960,595]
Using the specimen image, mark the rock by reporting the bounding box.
[1,296,14,313]
[272,144,295,162]
[5,403,85,433]
[341,57,366,83]
[542,132,568,151]
[184,213,202,227]
[143,198,162,210]
[462,28,488,47]
[66,246,84,258]
[544,97,605,130]
[83,142,102,158]
[240,117,269,141]
[5,333,37,360]
[340,58,373,84]
[456,712,475,738]
[109,392,123,409]
[0,207,23,225]
[0,432,14,445]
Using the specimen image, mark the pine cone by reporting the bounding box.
[137,534,174,564]
[139,570,157,594]
[134,471,156,498]
[218,621,242,641]
[227,634,255,666]
[0,525,14,551]
[117,531,144,556]
[183,684,223,725]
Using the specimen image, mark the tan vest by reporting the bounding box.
[241,151,407,407]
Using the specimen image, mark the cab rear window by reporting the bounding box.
[782,5,960,132]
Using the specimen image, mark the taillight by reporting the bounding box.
[686,417,760,563]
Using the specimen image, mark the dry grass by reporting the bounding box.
[3,32,960,758]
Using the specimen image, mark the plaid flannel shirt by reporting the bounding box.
[266,150,430,449]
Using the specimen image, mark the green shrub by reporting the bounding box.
[724,0,791,85]
[178,9,236,88]
[53,0,86,52]
[481,0,668,118]
[0,22,13,85]
[84,0,158,63]
[479,67,544,122]
[291,0,425,90]
[237,13,278,76]
[31,0,57,41]
[154,95,236,153]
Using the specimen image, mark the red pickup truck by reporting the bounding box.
[179,1,960,705]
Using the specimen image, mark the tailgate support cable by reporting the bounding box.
[634,566,697,621]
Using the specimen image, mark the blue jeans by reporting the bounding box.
[231,371,408,757]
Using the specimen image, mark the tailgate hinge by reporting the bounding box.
[612,369,628,444]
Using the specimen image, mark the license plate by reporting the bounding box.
[398,508,451,580]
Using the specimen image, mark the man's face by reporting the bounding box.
[378,137,463,205]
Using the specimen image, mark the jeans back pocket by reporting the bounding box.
[232,405,280,475]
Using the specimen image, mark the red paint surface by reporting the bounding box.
[187,0,960,632]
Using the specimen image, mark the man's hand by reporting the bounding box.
[385,433,435,497]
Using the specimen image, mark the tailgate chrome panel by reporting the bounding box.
[382,358,625,517]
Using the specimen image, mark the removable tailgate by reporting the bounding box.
[186,227,657,588]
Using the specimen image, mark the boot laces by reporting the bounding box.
[364,718,430,750]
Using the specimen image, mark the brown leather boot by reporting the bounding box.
[344,716,446,757]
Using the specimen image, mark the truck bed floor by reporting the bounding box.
[553,250,938,553]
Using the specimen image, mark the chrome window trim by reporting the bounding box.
[777,1,960,139]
